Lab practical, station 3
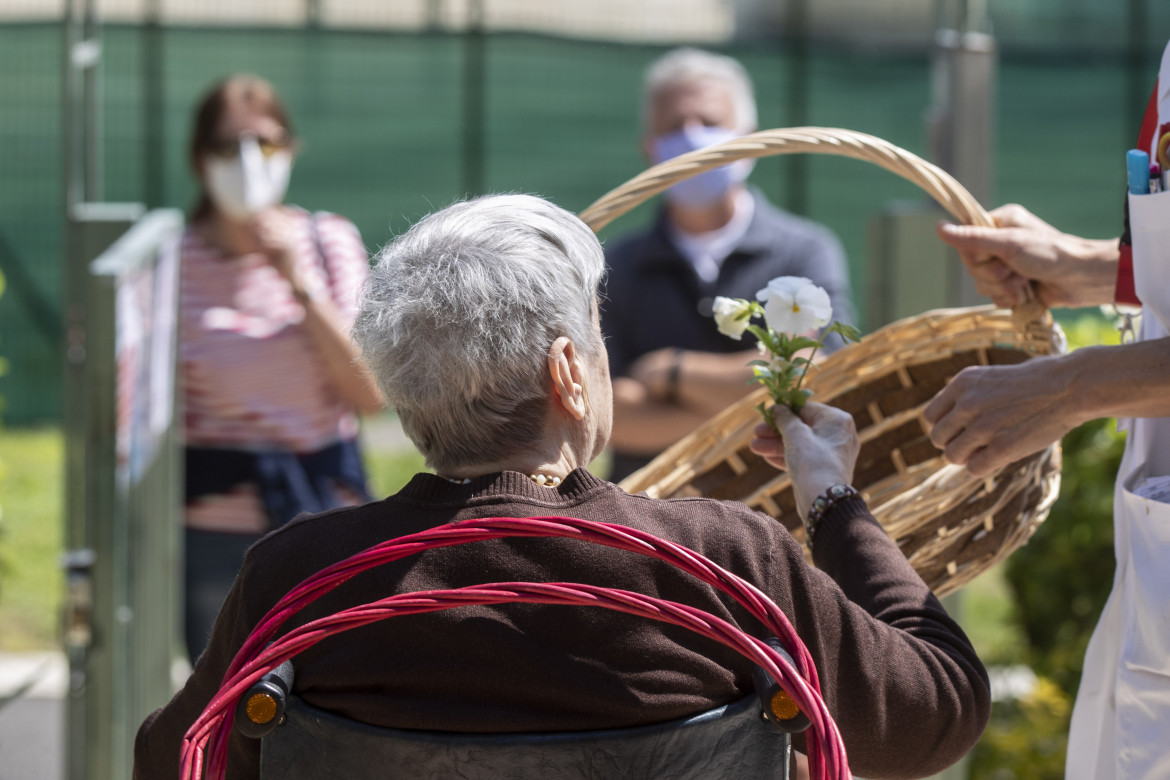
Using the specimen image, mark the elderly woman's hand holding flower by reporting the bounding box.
[714,276,860,424]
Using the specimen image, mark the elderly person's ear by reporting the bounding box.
[548,337,587,420]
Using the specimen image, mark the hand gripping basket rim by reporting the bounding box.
[580,127,1063,597]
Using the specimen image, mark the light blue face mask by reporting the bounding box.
[650,125,755,209]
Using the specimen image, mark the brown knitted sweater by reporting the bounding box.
[134,469,989,779]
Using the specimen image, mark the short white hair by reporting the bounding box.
[641,47,758,133]
[354,194,606,473]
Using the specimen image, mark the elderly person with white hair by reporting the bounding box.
[603,47,856,482]
[134,194,986,780]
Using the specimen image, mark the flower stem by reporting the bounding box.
[757,400,781,435]
[794,344,820,392]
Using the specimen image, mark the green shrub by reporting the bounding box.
[971,677,1072,780]
[1005,414,1122,698]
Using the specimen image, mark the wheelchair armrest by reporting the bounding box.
[752,637,811,734]
[235,660,295,739]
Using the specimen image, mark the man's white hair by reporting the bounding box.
[641,47,758,133]
[353,194,606,473]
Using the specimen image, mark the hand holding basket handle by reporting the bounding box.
[584,127,1064,597]
[935,202,1122,310]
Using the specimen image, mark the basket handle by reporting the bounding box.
[579,126,1048,331]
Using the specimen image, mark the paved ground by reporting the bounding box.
[0,652,66,780]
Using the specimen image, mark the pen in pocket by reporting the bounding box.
[1128,149,1151,195]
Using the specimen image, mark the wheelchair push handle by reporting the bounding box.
[235,660,295,739]
[753,638,812,734]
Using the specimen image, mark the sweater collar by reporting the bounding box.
[394,467,610,506]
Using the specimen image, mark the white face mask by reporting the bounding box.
[203,135,292,220]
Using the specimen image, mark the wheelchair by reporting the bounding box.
[181,516,850,779]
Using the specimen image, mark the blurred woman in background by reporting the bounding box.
[179,75,384,662]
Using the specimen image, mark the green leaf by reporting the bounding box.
[827,321,863,343]
[779,387,813,413]
[745,323,771,345]
[779,363,803,383]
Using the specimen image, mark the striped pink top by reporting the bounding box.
[181,209,369,532]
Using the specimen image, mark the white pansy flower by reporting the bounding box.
[712,296,753,340]
[712,278,859,415]
[756,276,832,335]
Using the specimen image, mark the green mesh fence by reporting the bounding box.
[1,23,64,423]
[2,8,1169,423]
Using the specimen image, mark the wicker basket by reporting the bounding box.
[581,128,1063,596]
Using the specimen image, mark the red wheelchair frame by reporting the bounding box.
[180,516,851,779]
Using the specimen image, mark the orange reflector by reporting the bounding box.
[769,690,801,721]
[245,693,279,725]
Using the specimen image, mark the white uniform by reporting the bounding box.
[1065,40,1170,780]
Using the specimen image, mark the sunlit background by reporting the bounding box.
[0,1,1166,778]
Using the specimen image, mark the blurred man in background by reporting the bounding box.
[601,47,855,482]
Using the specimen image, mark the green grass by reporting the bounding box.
[364,448,428,499]
[959,564,1028,664]
[0,427,63,651]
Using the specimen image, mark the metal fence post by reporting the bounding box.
[142,0,165,210]
[462,0,486,197]
[64,207,184,780]
[63,202,144,780]
[781,0,810,216]
[927,0,997,309]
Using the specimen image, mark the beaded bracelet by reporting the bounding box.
[803,484,860,545]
